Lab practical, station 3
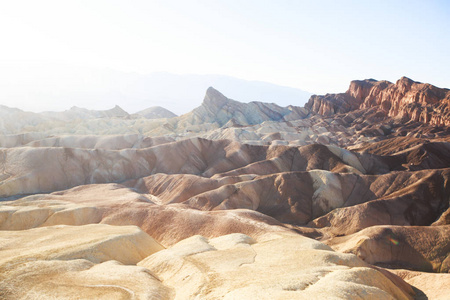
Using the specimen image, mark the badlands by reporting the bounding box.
[0,76,449,299]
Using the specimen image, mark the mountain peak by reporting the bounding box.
[397,76,415,86]
[202,87,230,110]
[109,105,127,113]
[205,86,226,99]
[135,106,177,119]
[175,87,306,128]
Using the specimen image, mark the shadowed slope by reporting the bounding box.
[327,225,450,273]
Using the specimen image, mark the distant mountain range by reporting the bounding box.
[2,76,450,138]
[0,87,308,136]
[0,65,311,115]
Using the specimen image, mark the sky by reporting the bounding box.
[0,0,449,112]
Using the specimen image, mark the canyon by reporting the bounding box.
[1,77,449,299]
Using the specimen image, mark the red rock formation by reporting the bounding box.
[306,77,450,126]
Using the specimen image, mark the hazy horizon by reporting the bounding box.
[0,66,313,115]
[1,0,449,114]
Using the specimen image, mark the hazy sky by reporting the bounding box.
[0,0,449,111]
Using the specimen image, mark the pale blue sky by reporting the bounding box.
[0,0,449,111]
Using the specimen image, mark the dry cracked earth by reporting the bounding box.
[0,76,449,299]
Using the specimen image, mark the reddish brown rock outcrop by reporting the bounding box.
[306,77,450,126]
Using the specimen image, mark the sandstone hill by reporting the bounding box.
[173,87,308,127]
[1,77,449,299]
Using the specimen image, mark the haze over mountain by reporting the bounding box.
[1,77,450,299]
[0,65,311,115]
[134,106,177,119]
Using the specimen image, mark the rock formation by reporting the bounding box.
[306,77,450,126]
[1,78,449,299]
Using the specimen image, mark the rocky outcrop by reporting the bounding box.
[172,87,308,129]
[306,77,450,126]
[305,93,359,116]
